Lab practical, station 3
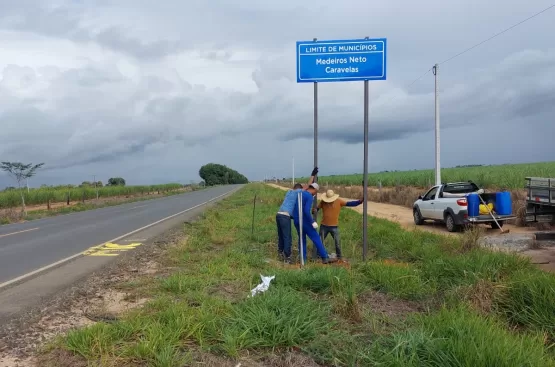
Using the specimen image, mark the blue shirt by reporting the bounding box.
[292,190,314,226]
[278,189,302,216]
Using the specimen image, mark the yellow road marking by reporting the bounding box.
[0,227,40,238]
[84,242,143,257]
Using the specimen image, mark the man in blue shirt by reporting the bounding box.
[276,167,318,264]
[292,183,337,264]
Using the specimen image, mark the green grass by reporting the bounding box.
[47,184,555,366]
[372,306,555,366]
[0,183,185,209]
[295,161,555,189]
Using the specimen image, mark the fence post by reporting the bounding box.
[67,192,70,205]
[251,194,257,235]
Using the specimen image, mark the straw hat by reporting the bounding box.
[322,189,340,203]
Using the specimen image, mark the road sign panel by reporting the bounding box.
[296,38,387,83]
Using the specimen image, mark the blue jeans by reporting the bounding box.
[276,213,292,258]
[320,225,342,258]
[293,221,329,262]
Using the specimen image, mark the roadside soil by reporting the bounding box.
[267,184,555,272]
[267,184,536,236]
[0,225,188,367]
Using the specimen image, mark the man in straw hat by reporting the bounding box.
[292,183,338,264]
[276,167,318,264]
[316,189,363,260]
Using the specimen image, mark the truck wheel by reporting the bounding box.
[491,221,504,229]
[445,213,459,232]
[413,207,424,225]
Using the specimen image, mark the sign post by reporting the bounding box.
[312,38,319,222]
[296,37,387,261]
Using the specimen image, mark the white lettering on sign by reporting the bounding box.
[325,66,359,73]
[304,46,327,53]
[349,56,367,63]
[338,44,377,52]
[316,58,347,65]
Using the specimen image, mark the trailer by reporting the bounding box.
[525,177,555,224]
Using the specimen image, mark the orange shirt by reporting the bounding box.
[318,199,347,226]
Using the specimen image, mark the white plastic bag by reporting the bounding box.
[250,274,275,297]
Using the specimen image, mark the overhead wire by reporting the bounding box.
[375,3,555,109]
[439,3,555,65]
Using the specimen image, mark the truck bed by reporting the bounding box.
[525,177,555,206]
[525,177,555,223]
[467,214,516,223]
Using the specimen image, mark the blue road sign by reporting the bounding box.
[296,38,387,83]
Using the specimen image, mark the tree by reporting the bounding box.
[198,163,248,186]
[107,177,126,186]
[0,162,44,215]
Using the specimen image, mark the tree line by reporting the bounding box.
[199,163,248,186]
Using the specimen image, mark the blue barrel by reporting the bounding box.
[467,193,480,217]
[495,191,512,215]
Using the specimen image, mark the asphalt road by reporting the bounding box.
[0,185,241,285]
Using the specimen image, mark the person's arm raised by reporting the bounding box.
[307,167,318,185]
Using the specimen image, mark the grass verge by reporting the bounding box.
[42,184,555,366]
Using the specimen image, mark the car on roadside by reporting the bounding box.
[412,181,515,232]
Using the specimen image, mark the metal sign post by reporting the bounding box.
[312,38,319,221]
[362,78,369,260]
[296,37,387,261]
[433,64,441,186]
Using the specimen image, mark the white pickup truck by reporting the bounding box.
[412,181,516,232]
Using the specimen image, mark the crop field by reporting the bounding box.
[297,161,555,189]
[0,183,183,209]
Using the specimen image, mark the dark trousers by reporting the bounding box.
[293,221,329,262]
[276,213,292,258]
[320,225,342,258]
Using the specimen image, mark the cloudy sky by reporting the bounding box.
[0,1,554,187]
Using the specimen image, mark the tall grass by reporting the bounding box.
[295,161,555,189]
[49,184,555,366]
[0,183,183,209]
[372,306,555,366]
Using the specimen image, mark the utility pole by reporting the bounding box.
[93,175,99,201]
[292,157,295,186]
[433,63,441,186]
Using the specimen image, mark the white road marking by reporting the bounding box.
[0,227,40,238]
[0,189,238,290]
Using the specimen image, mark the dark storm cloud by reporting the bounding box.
[280,123,430,144]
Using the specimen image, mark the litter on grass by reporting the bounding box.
[250,274,275,297]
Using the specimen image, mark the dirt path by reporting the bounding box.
[266,184,536,237]
[267,184,555,272]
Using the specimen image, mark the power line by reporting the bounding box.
[439,4,555,65]
[373,4,554,111]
